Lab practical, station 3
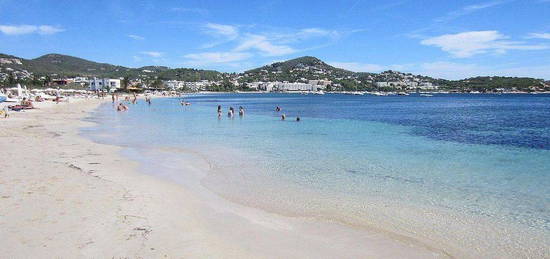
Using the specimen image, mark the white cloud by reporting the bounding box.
[435,1,508,23]
[141,51,163,57]
[268,28,341,45]
[527,33,550,39]
[37,25,64,35]
[183,52,251,65]
[128,34,145,40]
[200,23,344,56]
[421,30,548,58]
[295,28,339,39]
[0,24,64,35]
[200,23,240,48]
[204,23,239,40]
[234,34,296,56]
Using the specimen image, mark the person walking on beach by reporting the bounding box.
[2,105,9,118]
[111,93,115,103]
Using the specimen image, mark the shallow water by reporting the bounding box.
[84,93,550,258]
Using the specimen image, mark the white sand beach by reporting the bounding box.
[0,99,446,258]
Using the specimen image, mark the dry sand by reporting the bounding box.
[0,98,445,258]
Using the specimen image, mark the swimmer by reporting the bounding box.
[275,106,281,112]
[117,103,127,111]
[239,106,245,116]
[281,114,286,120]
[296,116,300,122]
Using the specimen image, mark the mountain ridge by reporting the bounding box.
[0,53,547,91]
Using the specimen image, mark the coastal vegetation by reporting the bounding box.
[1,53,547,92]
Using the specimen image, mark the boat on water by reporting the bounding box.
[420,94,434,97]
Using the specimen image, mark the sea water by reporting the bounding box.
[84,93,550,257]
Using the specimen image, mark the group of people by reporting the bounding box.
[116,102,129,111]
[217,105,245,118]
[113,93,156,112]
[275,105,300,121]
[215,104,300,121]
[6,97,35,112]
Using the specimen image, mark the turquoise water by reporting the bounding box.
[84,93,550,257]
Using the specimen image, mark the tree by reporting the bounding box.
[7,73,15,87]
[43,75,51,87]
[122,76,130,91]
[31,74,42,87]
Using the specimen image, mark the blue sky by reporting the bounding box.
[0,0,549,79]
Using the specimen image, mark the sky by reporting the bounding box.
[0,0,549,80]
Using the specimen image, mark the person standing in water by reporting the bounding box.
[217,105,222,118]
[228,107,235,118]
[281,114,286,120]
[239,106,245,116]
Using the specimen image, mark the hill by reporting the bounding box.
[28,54,125,75]
[0,53,547,92]
[242,56,357,83]
[0,53,223,81]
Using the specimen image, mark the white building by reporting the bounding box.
[245,82,262,90]
[308,80,331,89]
[88,78,121,92]
[274,82,315,91]
[418,82,438,90]
[164,80,186,90]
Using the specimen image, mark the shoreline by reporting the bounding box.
[0,98,444,257]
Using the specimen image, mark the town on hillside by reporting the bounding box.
[1,54,549,94]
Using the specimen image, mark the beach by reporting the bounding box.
[0,98,446,258]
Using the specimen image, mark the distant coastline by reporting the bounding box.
[2,54,549,94]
